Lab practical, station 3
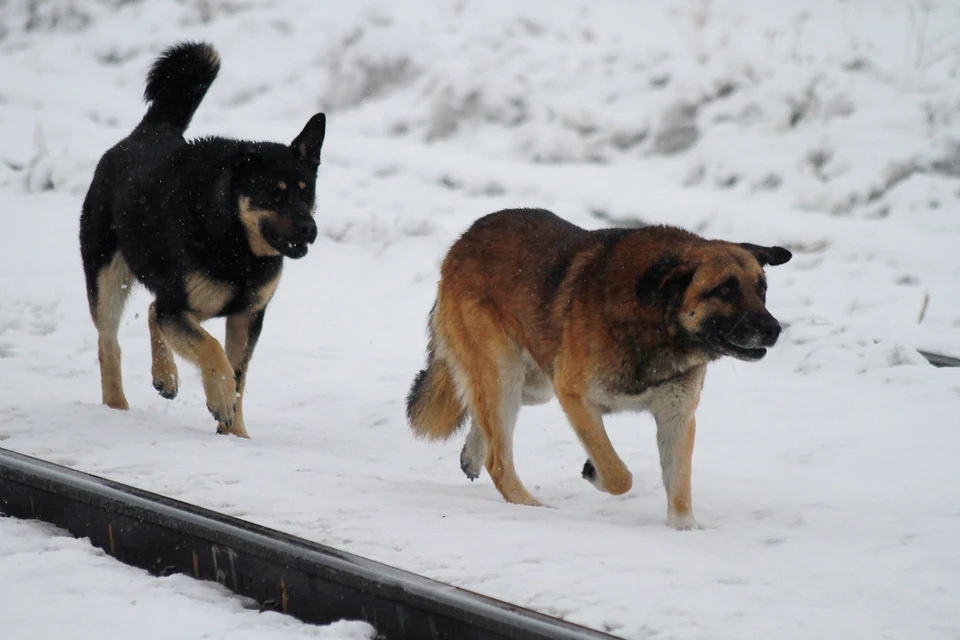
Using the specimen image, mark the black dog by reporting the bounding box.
[79,41,326,437]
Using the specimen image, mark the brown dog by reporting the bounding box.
[406,208,791,529]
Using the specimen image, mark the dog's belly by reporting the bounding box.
[589,388,656,414]
[520,350,554,406]
[184,269,281,319]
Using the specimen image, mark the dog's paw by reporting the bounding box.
[152,374,178,400]
[207,401,237,426]
[216,420,250,439]
[581,459,632,495]
[581,459,606,493]
[582,460,596,481]
[104,397,130,411]
[460,443,482,481]
[203,373,237,428]
[666,513,701,531]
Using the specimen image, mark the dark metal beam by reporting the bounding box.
[0,447,619,640]
[918,350,960,368]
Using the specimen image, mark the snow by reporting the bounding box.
[2,1,960,639]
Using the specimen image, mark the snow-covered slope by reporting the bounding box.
[1,2,959,639]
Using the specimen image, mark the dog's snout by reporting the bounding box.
[757,314,781,344]
[293,217,318,244]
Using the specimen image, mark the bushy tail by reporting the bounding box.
[407,347,467,441]
[139,41,220,135]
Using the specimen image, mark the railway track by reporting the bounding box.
[918,350,960,368]
[0,447,618,640]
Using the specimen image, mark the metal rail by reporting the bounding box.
[918,350,960,368]
[0,447,618,640]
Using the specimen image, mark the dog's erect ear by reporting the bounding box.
[739,243,792,267]
[291,113,326,168]
[636,256,695,307]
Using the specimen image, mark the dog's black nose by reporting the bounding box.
[292,217,317,244]
[757,314,782,344]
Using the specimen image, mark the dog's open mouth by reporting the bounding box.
[709,335,767,361]
[263,228,311,259]
[279,240,309,259]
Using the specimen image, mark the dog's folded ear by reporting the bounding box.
[291,113,326,168]
[635,256,695,308]
[738,243,792,267]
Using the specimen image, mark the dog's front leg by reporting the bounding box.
[650,365,706,530]
[220,310,265,438]
[155,308,236,430]
[556,394,633,496]
[654,410,699,530]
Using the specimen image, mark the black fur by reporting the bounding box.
[635,256,681,307]
[405,367,430,423]
[81,40,326,312]
[142,41,220,135]
[581,460,597,481]
[540,256,575,309]
[738,243,792,267]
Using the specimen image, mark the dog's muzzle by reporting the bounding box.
[707,311,782,361]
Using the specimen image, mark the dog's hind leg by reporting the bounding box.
[217,311,265,438]
[460,421,487,481]
[155,306,236,429]
[88,252,134,410]
[461,353,550,481]
[449,307,538,505]
[149,301,178,400]
[473,352,536,505]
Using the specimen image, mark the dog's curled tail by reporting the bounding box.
[406,347,467,441]
[140,41,220,135]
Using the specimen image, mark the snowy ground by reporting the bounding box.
[2,1,960,639]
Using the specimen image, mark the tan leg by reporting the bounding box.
[93,253,133,410]
[553,353,632,496]
[155,309,236,429]
[149,302,178,399]
[650,365,706,530]
[217,311,264,438]
[555,391,633,496]
[474,356,539,506]
[441,298,539,506]
[655,412,698,530]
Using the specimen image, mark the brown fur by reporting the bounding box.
[238,196,283,257]
[407,208,791,529]
[148,302,178,400]
[185,272,234,319]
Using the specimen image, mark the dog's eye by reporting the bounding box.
[708,278,739,301]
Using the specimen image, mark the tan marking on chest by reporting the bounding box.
[238,195,281,257]
[249,270,282,313]
[185,272,234,320]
